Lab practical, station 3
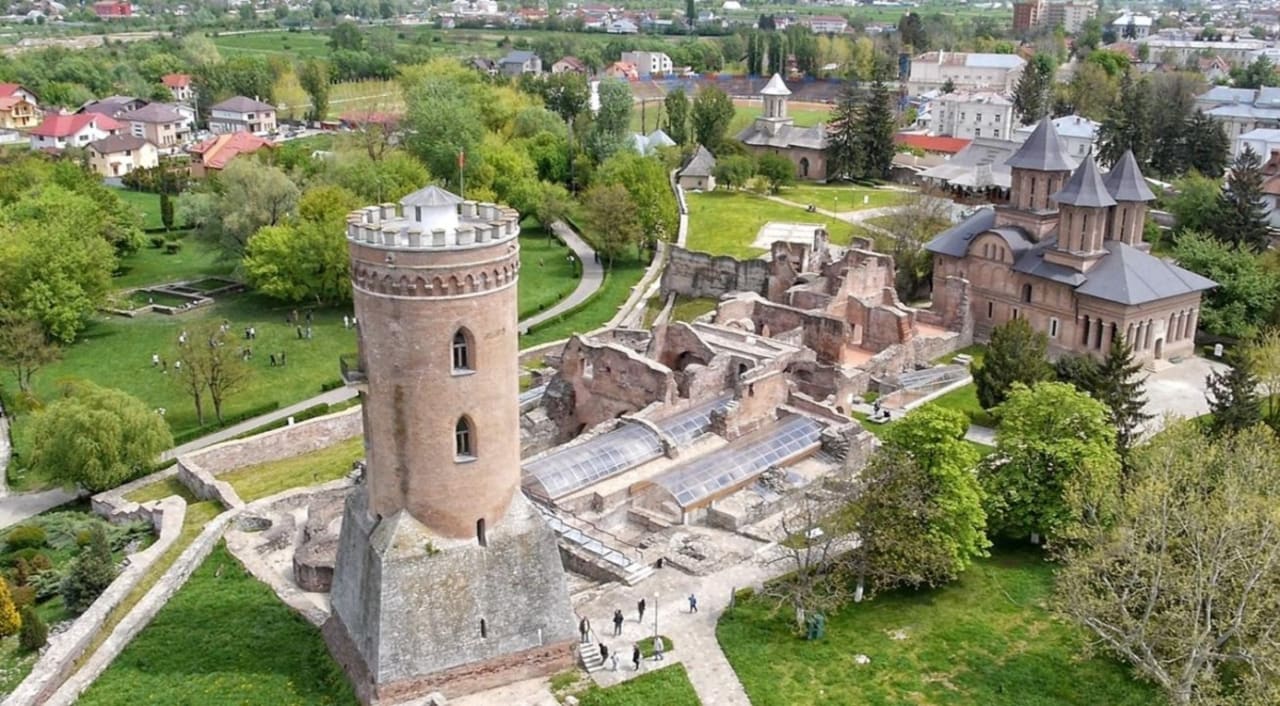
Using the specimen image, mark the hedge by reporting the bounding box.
[170,401,282,446]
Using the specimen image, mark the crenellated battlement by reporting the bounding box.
[345,198,521,251]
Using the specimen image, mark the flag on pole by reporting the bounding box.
[458,150,466,169]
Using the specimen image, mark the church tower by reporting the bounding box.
[1101,149,1156,247]
[998,116,1074,239]
[757,73,793,136]
[325,186,576,704]
[1045,154,1114,272]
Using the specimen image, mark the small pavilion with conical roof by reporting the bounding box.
[924,119,1215,363]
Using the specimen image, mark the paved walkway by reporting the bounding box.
[519,220,604,331]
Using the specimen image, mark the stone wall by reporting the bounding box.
[554,337,677,435]
[179,406,363,478]
[661,246,770,300]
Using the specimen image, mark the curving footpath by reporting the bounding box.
[519,220,604,331]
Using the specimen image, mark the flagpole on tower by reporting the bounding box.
[458,149,466,200]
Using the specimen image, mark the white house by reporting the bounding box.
[1197,86,1280,142]
[1234,127,1280,159]
[28,113,121,150]
[86,134,158,177]
[927,91,1015,140]
[908,52,1026,95]
[807,15,848,34]
[1014,114,1099,159]
[1111,13,1152,39]
[620,51,672,77]
[208,96,278,135]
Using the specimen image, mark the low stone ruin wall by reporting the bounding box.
[661,246,769,301]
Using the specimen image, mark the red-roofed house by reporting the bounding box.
[604,61,639,80]
[29,113,121,150]
[92,0,132,18]
[188,132,275,178]
[894,133,972,156]
[161,73,194,102]
[552,56,588,75]
[0,84,39,129]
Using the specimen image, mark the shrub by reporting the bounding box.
[0,578,20,637]
[18,605,47,652]
[148,234,167,249]
[29,553,52,573]
[61,526,117,615]
[9,583,34,610]
[75,528,94,547]
[2,548,39,567]
[29,570,63,601]
[164,241,182,254]
[5,525,47,551]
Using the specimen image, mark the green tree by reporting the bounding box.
[596,151,679,250]
[1013,53,1054,125]
[0,579,18,638]
[322,150,430,204]
[1055,423,1280,706]
[1206,350,1262,436]
[1235,55,1278,89]
[691,85,735,152]
[159,191,174,231]
[1214,145,1270,252]
[1183,109,1230,178]
[713,154,755,190]
[178,323,252,425]
[29,382,172,492]
[846,406,988,599]
[297,59,330,124]
[179,159,300,259]
[401,63,486,187]
[756,153,795,193]
[1248,328,1280,427]
[61,525,116,614]
[329,21,365,52]
[1097,73,1152,168]
[825,82,863,182]
[529,71,589,125]
[0,312,59,393]
[1166,172,1221,235]
[858,78,896,180]
[586,79,633,163]
[981,382,1121,545]
[1173,231,1280,340]
[1067,61,1120,122]
[973,318,1053,410]
[1092,333,1152,457]
[18,605,46,652]
[663,88,690,145]
[897,12,927,51]
[583,184,641,267]
[243,185,360,306]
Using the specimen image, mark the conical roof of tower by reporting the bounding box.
[400,184,463,208]
[760,74,791,96]
[1053,154,1116,208]
[1005,116,1073,171]
[1102,149,1156,202]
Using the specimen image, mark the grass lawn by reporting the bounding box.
[930,382,997,429]
[577,664,700,706]
[78,541,357,706]
[124,476,188,505]
[717,548,1160,706]
[518,225,579,321]
[686,191,845,258]
[775,184,904,212]
[934,344,987,366]
[852,410,992,457]
[220,436,364,503]
[111,188,164,231]
[644,295,719,327]
[521,257,647,347]
[211,30,334,58]
[111,233,234,291]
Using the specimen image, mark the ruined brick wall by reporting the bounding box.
[712,370,789,440]
[556,337,677,433]
[864,305,913,351]
[661,246,770,300]
[180,407,363,477]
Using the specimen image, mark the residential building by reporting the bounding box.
[471,57,499,76]
[928,91,1015,140]
[161,73,194,102]
[79,96,147,118]
[188,132,275,178]
[1014,114,1098,158]
[91,0,131,18]
[1012,0,1044,32]
[1196,86,1280,141]
[29,113,120,150]
[86,134,158,177]
[604,61,639,80]
[551,56,588,74]
[1111,13,1152,39]
[0,84,38,129]
[908,52,1026,95]
[208,96,278,135]
[894,133,972,157]
[926,117,1214,363]
[806,15,848,34]
[117,103,192,150]
[1255,150,1280,229]
[678,145,717,191]
[1235,127,1280,159]
[498,50,542,77]
[619,51,672,78]
[1143,38,1264,66]
[607,18,639,34]
[1045,1,1095,33]
[736,74,828,180]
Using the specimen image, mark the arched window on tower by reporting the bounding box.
[455,417,474,459]
[452,329,472,372]
[1021,284,1032,303]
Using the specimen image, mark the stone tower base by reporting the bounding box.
[324,487,577,705]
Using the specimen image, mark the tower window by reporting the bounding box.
[477,518,487,547]
[1049,317,1059,338]
[480,618,488,637]
[987,301,994,319]
[455,417,474,459]
[452,329,472,371]
[1021,284,1032,303]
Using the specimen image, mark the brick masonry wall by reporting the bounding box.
[661,247,770,300]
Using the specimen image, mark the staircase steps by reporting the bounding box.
[579,642,605,672]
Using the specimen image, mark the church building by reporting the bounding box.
[736,74,828,180]
[926,117,1215,363]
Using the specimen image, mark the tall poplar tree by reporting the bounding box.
[663,88,690,145]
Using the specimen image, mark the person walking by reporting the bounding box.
[653,637,665,661]
[270,353,277,367]
[688,594,698,613]
[579,617,590,644]
[280,351,287,366]
[609,652,619,671]
[612,609,624,636]
[637,598,646,623]
[632,644,641,671]
[296,325,304,340]
[598,643,609,664]
[151,353,160,367]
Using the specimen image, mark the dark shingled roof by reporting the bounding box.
[1074,241,1216,305]
[1004,116,1074,172]
[924,208,996,257]
[1053,155,1116,208]
[1103,149,1156,202]
[680,145,717,178]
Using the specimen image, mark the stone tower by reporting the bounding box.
[1045,154,1114,272]
[324,186,576,704]
[998,116,1074,239]
[1101,149,1157,247]
[757,73,792,136]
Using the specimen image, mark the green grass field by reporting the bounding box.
[776,184,903,212]
[211,30,334,58]
[221,436,363,502]
[78,542,357,706]
[111,188,165,230]
[111,233,235,291]
[521,257,647,347]
[518,225,579,321]
[686,191,845,258]
[930,382,996,429]
[577,664,700,706]
[643,294,718,327]
[727,104,831,137]
[718,548,1159,706]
